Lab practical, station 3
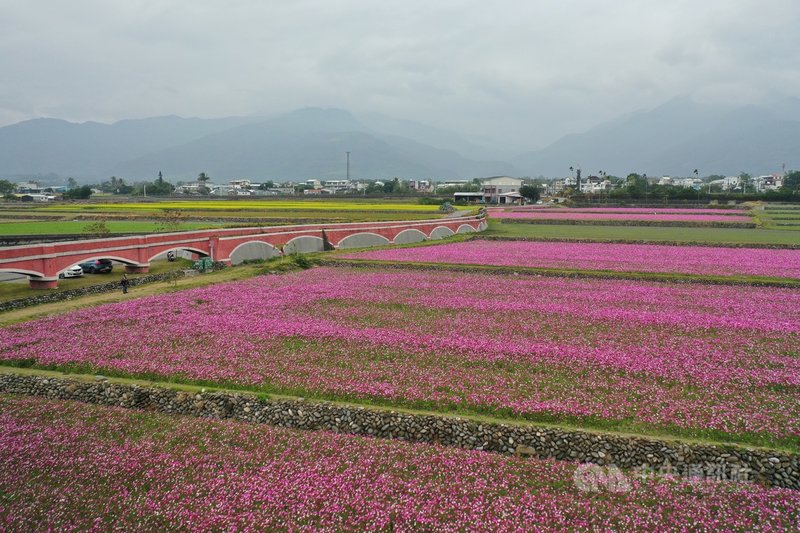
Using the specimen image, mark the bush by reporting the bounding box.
[291,254,313,269]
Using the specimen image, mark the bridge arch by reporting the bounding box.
[393,229,427,245]
[337,232,391,250]
[429,226,455,240]
[229,241,280,265]
[147,246,209,263]
[0,267,45,279]
[457,224,476,234]
[284,235,324,254]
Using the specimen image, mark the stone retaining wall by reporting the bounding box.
[1,373,796,490]
[0,270,185,313]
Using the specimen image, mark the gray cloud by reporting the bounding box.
[1,0,798,149]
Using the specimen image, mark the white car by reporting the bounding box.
[59,265,84,279]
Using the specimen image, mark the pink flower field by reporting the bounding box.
[342,239,800,279]
[2,395,798,531]
[2,267,798,444]
[489,207,749,215]
[491,211,753,223]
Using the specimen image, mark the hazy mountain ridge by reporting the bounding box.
[1,99,798,183]
[513,97,800,177]
[0,108,516,182]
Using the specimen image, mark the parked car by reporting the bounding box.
[58,265,84,279]
[78,259,113,274]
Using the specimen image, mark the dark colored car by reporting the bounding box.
[78,259,113,274]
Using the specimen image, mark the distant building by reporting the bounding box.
[229,179,252,189]
[435,180,470,191]
[322,180,353,193]
[408,179,432,192]
[174,182,205,194]
[15,181,43,193]
[722,176,741,191]
[453,191,483,202]
[752,174,784,192]
[481,176,524,204]
[581,175,612,193]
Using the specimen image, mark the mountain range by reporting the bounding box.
[1,98,798,184]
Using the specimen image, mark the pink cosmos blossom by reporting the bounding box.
[344,239,800,279]
[1,268,797,440]
[491,211,753,223]
[1,395,798,532]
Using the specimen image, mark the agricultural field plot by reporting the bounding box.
[0,220,224,235]
[756,207,800,230]
[490,209,754,226]
[341,239,800,281]
[2,267,798,450]
[495,207,749,215]
[2,199,463,226]
[3,395,798,531]
[485,219,800,246]
[37,199,465,214]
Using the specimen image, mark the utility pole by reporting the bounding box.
[346,152,350,181]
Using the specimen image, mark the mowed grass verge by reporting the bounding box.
[0,259,196,303]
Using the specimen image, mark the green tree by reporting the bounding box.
[98,176,133,194]
[382,178,401,194]
[519,185,540,203]
[133,180,174,196]
[197,172,211,195]
[66,177,78,190]
[258,181,275,190]
[783,170,800,191]
[83,220,110,237]
[63,185,93,199]
[156,209,188,232]
[0,179,16,195]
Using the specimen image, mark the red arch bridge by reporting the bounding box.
[0,213,487,289]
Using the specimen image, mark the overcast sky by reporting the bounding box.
[2,0,799,149]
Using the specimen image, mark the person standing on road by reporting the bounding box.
[120,273,130,294]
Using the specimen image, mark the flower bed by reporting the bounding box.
[2,268,798,445]
[492,211,754,224]
[2,395,798,531]
[491,207,748,215]
[342,239,800,279]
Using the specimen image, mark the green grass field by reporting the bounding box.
[0,220,225,235]
[37,199,467,213]
[2,198,468,225]
[753,207,800,230]
[486,220,800,246]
